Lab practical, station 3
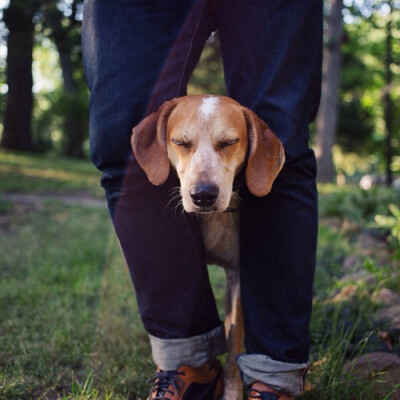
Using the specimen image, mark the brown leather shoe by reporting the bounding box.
[147,359,224,400]
[247,382,295,400]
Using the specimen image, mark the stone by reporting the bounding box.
[376,305,400,330]
[343,352,400,399]
[343,254,363,272]
[373,288,400,306]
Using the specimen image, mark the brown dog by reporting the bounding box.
[131,95,284,400]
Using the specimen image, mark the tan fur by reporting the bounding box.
[132,95,285,400]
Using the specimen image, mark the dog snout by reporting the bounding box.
[189,183,219,208]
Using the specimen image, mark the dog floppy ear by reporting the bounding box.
[131,99,177,185]
[243,108,285,197]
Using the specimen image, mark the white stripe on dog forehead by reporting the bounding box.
[199,96,219,119]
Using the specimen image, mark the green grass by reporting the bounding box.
[0,198,160,399]
[1,151,399,399]
[0,150,103,197]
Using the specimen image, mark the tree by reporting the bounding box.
[1,0,41,151]
[315,0,344,182]
[336,1,400,179]
[41,0,86,157]
[1,0,87,156]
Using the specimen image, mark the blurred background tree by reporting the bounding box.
[1,0,41,151]
[0,0,86,157]
[315,0,344,183]
[316,0,400,184]
[0,0,399,180]
[41,0,86,157]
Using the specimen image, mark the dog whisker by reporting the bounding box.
[165,187,183,213]
[175,200,185,218]
[168,186,181,195]
[167,196,184,218]
[165,194,182,211]
[231,192,242,205]
[231,191,242,201]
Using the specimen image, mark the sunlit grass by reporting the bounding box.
[0,163,98,185]
[0,150,103,197]
[0,202,117,399]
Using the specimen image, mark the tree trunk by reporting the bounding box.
[55,40,85,158]
[44,3,86,158]
[1,5,35,151]
[384,1,393,186]
[315,0,344,183]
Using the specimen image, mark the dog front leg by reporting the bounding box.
[223,269,244,400]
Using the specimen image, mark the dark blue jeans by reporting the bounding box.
[82,0,322,395]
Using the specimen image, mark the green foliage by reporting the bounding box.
[0,0,87,157]
[34,85,89,156]
[375,203,400,259]
[306,295,399,399]
[337,3,400,169]
[332,146,381,179]
[312,223,383,355]
[188,34,226,96]
[319,185,360,220]
[313,183,400,398]
[315,224,350,296]
[337,98,375,154]
[304,314,374,400]
[319,184,400,223]
[363,257,398,290]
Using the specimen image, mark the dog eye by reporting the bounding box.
[172,139,192,149]
[218,139,239,149]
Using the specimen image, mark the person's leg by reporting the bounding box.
[82,0,225,370]
[214,0,323,396]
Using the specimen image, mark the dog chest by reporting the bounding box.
[199,212,240,270]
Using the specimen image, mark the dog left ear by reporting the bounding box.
[131,99,177,186]
[243,108,285,197]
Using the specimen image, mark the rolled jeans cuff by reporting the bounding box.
[149,325,227,371]
[236,354,309,397]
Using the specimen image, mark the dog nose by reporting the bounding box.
[190,183,219,207]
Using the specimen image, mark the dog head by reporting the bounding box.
[131,95,285,213]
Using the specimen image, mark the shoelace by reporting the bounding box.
[147,370,185,399]
[248,388,280,400]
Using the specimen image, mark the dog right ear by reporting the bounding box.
[243,108,285,197]
[131,99,177,186]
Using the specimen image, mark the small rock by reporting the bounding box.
[343,254,363,272]
[376,305,400,330]
[343,352,400,399]
[357,231,387,250]
[373,288,400,306]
